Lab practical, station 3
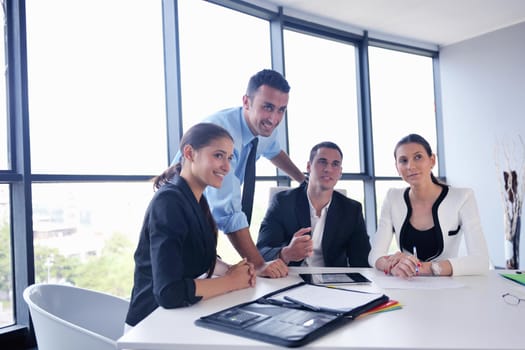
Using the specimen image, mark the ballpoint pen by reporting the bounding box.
[413,246,419,274]
[283,296,321,312]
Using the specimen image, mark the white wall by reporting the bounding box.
[440,21,525,268]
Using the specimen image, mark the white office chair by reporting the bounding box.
[23,283,129,350]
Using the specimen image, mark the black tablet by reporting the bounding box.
[300,272,372,285]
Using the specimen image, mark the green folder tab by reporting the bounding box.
[500,272,525,286]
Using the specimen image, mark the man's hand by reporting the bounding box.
[256,259,289,278]
[280,228,312,264]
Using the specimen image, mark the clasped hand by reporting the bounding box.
[227,258,256,288]
[385,251,421,279]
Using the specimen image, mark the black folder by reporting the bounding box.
[195,281,389,348]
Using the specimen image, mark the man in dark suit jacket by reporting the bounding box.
[256,141,371,267]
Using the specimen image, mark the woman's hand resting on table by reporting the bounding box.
[380,252,421,279]
[226,258,257,289]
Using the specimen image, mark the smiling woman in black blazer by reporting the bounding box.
[125,123,256,330]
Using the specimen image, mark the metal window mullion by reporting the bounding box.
[6,0,33,330]
[270,7,290,187]
[358,31,377,235]
[162,0,183,166]
[432,53,445,179]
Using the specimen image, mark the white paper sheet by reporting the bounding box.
[268,284,384,312]
[372,275,465,289]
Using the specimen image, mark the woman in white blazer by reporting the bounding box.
[368,134,489,277]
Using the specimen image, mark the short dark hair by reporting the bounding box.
[309,141,343,163]
[246,69,291,97]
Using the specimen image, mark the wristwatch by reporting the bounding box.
[431,261,442,276]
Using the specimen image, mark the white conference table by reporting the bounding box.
[117,267,524,350]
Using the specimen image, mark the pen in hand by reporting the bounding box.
[413,246,419,275]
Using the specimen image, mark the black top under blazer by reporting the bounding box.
[257,182,371,267]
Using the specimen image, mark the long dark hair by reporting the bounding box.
[153,123,233,189]
[394,133,442,185]
[153,122,233,277]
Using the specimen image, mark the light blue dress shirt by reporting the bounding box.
[172,107,281,234]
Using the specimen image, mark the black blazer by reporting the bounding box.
[257,182,371,267]
[126,176,217,327]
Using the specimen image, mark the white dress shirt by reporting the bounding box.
[304,196,331,267]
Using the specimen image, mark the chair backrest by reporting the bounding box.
[23,283,129,350]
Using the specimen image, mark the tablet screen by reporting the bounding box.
[300,272,371,285]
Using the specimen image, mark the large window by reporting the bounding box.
[284,29,361,174]
[31,183,153,296]
[368,46,438,223]
[0,4,12,328]
[0,185,12,327]
[178,0,271,134]
[21,0,166,308]
[26,0,166,175]
[0,6,7,170]
[368,46,437,177]
[1,0,440,342]
[177,0,272,262]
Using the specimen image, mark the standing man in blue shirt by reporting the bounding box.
[172,69,306,278]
